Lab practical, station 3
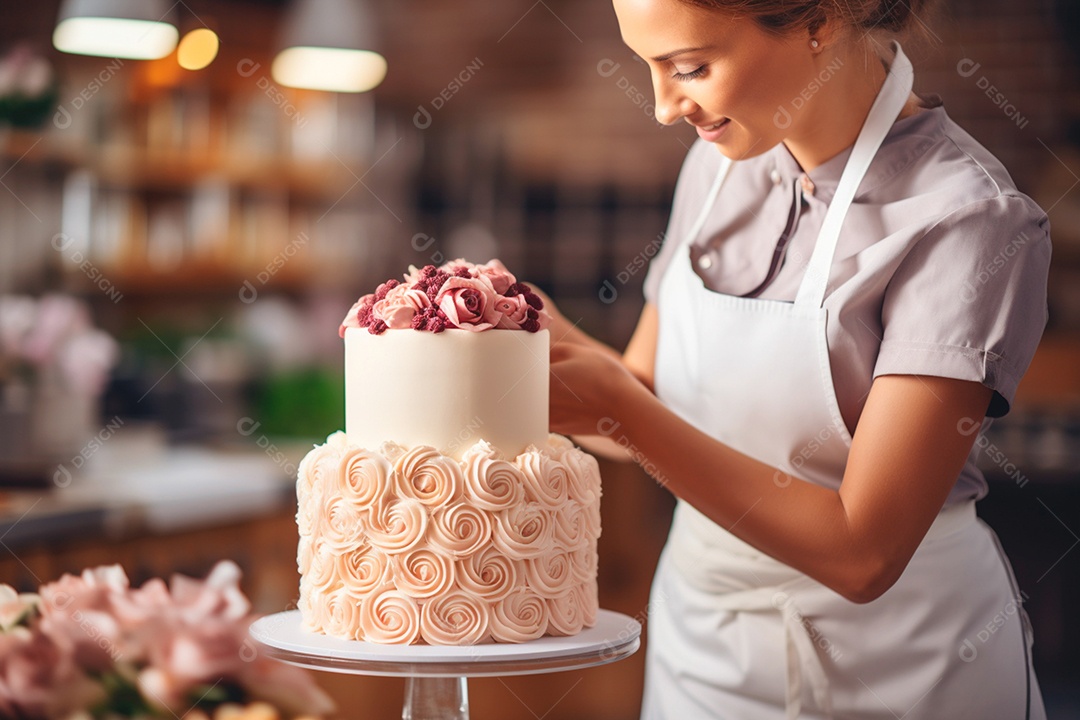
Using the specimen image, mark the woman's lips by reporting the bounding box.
[695,118,730,142]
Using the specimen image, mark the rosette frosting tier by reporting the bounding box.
[297,433,601,645]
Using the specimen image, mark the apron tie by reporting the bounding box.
[667,503,834,719]
[712,586,834,720]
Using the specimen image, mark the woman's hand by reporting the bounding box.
[549,342,645,436]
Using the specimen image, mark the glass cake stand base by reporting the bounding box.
[249,609,641,720]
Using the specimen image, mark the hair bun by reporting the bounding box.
[863,0,915,32]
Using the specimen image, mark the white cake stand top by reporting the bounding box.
[249,609,642,678]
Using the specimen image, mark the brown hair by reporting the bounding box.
[679,0,934,38]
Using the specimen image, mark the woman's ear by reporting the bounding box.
[807,15,842,52]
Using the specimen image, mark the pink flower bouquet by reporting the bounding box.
[0,562,333,719]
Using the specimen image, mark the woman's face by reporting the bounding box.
[613,0,823,159]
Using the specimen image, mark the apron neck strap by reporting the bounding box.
[795,41,914,307]
[685,155,734,247]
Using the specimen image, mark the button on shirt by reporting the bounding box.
[644,102,1051,503]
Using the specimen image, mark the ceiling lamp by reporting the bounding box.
[271,0,387,93]
[177,27,220,71]
[53,0,179,60]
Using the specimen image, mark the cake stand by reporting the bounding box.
[249,609,641,720]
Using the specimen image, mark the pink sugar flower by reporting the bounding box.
[473,259,517,294]
[495,294,531,329]
[372,284,432,330]
[436,275,502,331]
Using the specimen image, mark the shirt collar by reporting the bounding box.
[767,97,945,204]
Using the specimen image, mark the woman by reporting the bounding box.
[544,0,1050,717]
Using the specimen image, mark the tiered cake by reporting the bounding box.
[296,259,602,645]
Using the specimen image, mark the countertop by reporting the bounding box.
[0,426,302,550]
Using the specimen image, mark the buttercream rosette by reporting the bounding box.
[394,446,463,508]
[339,446,391,512]
[336,546,389,597]
[391,549,456,599]
[324,588,363,640]
[457,546,517,601]
[321,496,367,554]
[359,585,422,644]
[419,590,491,645]
[429,504,492,558]
[490,588,549,643]
[366,498,429,554]
[547,587,587,637]
[516,451,569,509]
[492,502,554,559]
[524,550,575,598]
[461,442,525,511]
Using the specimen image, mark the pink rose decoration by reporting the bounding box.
[372,284,431,330]
[474,259,517,294]
[436,275,501,331]
[341,259,551,334]
[494,294,531,329]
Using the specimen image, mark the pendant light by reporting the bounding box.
[271,0,387,93]
[53,0,179,60]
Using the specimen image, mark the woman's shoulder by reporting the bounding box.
[884,105,1046,225]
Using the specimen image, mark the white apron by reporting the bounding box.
[642,43,1044,720]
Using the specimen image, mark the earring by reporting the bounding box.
[810,38,820,50]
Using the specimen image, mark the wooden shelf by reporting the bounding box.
[0,128,86,168]
[64,260,318,298]
[2,130,363,201]
[93,145,361,201]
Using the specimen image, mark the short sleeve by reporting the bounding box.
[874,194,1051,417]
[643,140,718,304]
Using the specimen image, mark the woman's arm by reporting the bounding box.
[550,342,993,603]
[621,303,658,393]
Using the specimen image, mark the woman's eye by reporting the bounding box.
[673,66,707,82]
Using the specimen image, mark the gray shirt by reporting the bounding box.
[644,101,1051,502]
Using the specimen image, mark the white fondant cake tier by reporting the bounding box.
[345,328,549,460]
[296,433,601,645]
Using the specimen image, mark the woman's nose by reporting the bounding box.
[653,80,694,126]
